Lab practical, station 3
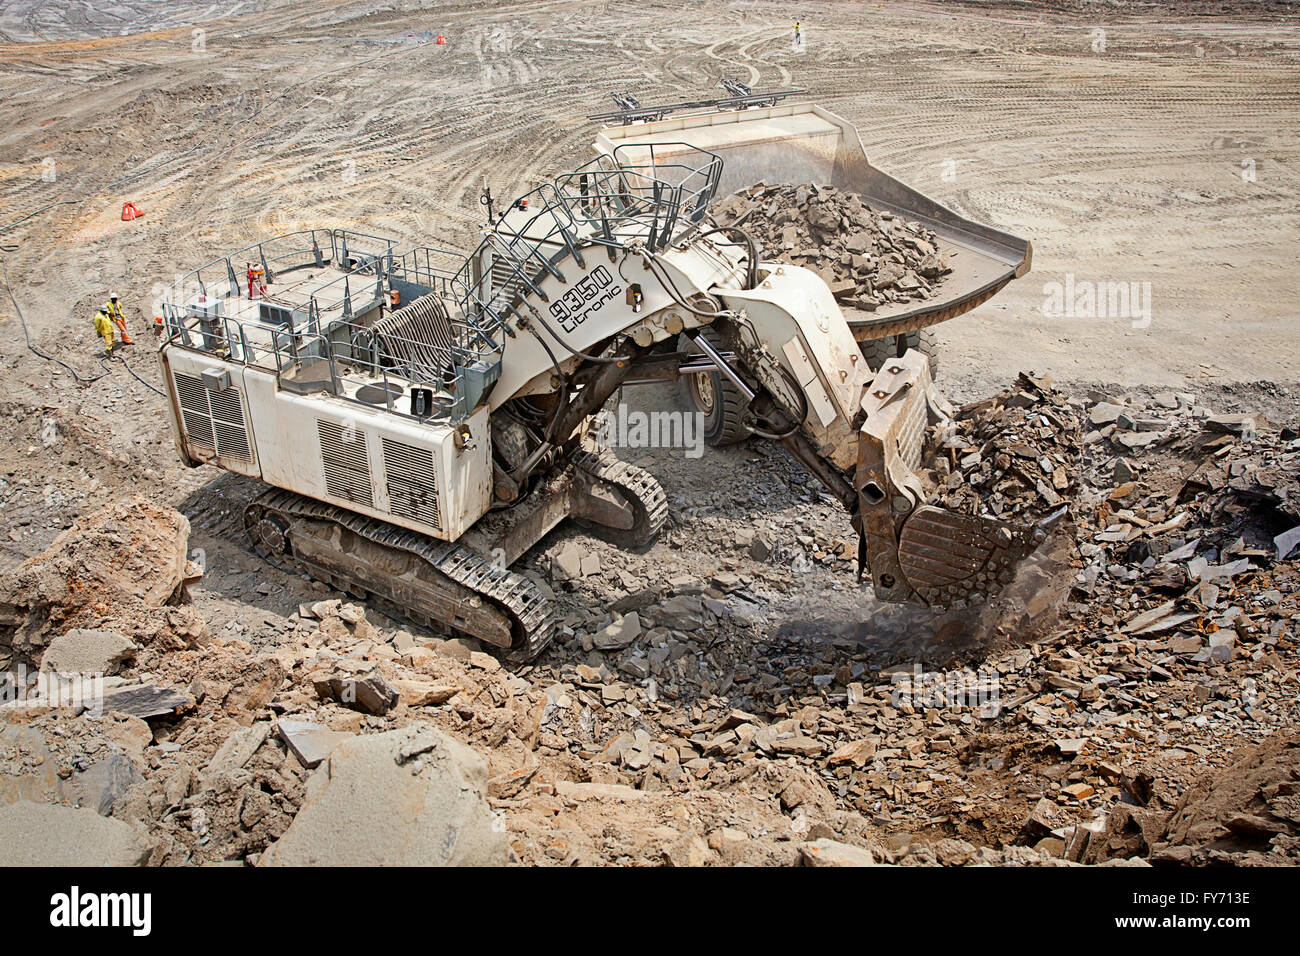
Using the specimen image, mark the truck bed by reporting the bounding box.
[594,102,1031,341]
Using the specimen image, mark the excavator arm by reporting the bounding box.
[465,121,1047,611]
[676,293,1050,609]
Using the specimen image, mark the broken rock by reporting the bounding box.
[39,628,137,676]
[593,612,641,650]
[0,800,150,866]
[261,723,505,866]
[799,838,878,867]
[276,719,352,770]
[97,683,193,720]
[313,668,399,716]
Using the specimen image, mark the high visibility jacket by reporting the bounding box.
[92,311,115,349]
[103,300,126,321]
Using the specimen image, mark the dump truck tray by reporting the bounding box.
[595,101,1031,342]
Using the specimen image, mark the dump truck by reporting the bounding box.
[592,94,1031,444]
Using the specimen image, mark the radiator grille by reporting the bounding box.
[490,255,524,306]
[208,388,251,461]
[173,371,251,463]
[382,437,440,530]
[317,419,373,508]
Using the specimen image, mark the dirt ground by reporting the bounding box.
[1,0,1299,866]
[3,0,1298,394]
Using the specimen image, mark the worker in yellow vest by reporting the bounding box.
[103,293,133,345]
[92,309,116,357]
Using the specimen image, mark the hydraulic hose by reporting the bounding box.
[2,261,111,384]
[747,361,810,441]
[694,225,759,290]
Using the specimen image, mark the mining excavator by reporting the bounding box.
[158,97,1035,660]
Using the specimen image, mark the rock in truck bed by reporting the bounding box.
[711,182,952,313]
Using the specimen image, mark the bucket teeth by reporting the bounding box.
[896,505,1044,607]
[853,349,1054,609]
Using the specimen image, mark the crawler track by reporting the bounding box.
[572,449,669,548]
[245,489,556,660]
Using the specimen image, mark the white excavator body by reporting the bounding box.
[157,99,1041,659]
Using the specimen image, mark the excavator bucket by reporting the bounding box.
[851,350,1059,607]
[594,100,1031,343]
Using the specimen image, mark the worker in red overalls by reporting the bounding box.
[247,264,268,298]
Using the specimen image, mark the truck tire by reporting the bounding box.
[860,328,941,380]
[678,331,751,447]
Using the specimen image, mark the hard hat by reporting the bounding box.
[109,293,119,301]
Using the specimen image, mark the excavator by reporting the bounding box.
[157,95,1036,660]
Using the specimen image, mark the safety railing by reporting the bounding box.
[160,144,725,418]
[160,228,397,324]
[278,318,465,419]
[556,142,722,249]
[392,245,470,299]
[162,302,480,422]
[451,183,585,336]
[452,142,723,340]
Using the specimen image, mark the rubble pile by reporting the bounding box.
[0,380,1297,867]
[977,386,1300,863]
[710,182,952,311]
[1069,389,1298,640]
[0,495,207,670]
[927,371,1083,522]
[1152,727,1300,865]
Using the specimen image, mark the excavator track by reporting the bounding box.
[571,449,669,548]
[244,489,555,661]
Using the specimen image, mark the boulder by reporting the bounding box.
[260,723,506,866]
[0,801,149,865]
[798,838,879,867]
[0,496,193,666]
[40,628,137,676]
[592,612,641,650]
[312,668,399,715]
[0,713,148,814]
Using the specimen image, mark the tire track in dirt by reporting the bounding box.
[1,0,1297,384]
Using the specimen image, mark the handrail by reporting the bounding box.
[455,142,724,338]
[160,143,727,419]
[162,228,397,313]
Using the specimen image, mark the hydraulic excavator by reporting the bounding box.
[157,96,1036,660]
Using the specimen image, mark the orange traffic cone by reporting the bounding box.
[436,33,446,44]
[121,201,144,221]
